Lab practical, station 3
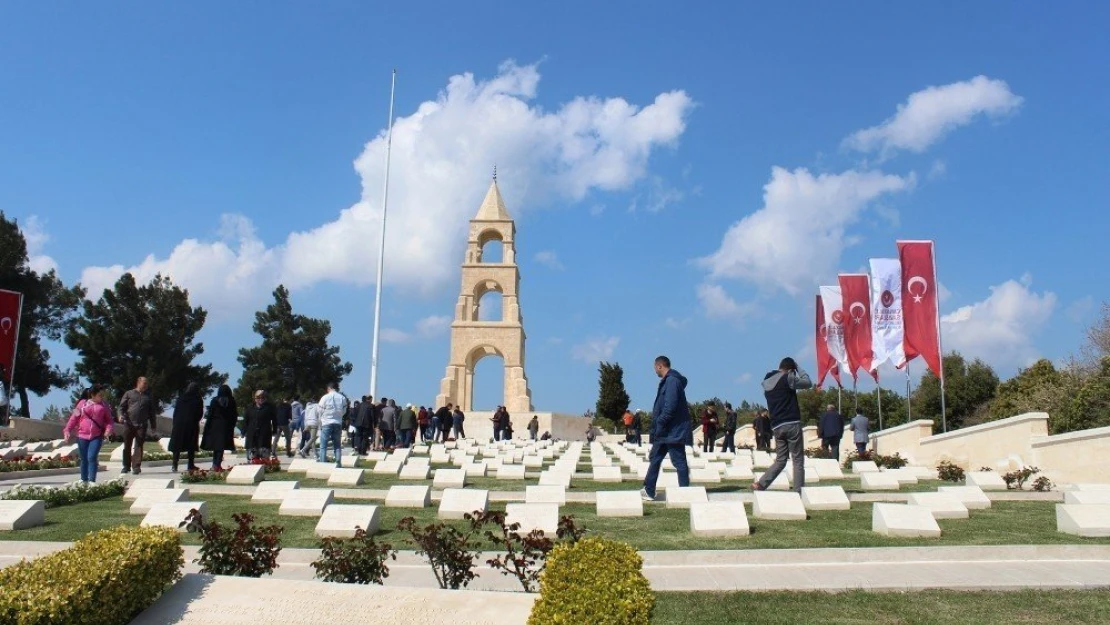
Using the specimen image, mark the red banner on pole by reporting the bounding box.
[838,274,875,381]
[897,240,942,379]
[815,294,841,389]
[0,289,22,390]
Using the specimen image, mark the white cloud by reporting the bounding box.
[415,315,451,338]
[928,160,947,180]
[697,167,914,295]
[572,336,620,363]
[18,216,59,275]
[628,176,684,213]
[533,250,564,270]
[380,315,452,344]
[737,372,753,384]
[696,283,755,319]
[663,317,689,330]
[81,61,694,318]
[845,75,1023,155]
[941,275,1056,369]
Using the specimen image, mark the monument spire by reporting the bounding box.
[474,174,512,221]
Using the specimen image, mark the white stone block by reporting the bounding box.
[879,468,919,485]
[438,488,489,520]
[665,486,709,509]
[124,479,175,500]
[811,459,845,480]
[689,468,722,484]
[592,456,613,467]
[1064,491,1110,505]
[0,500,45,530]
[938,486,992,510]
[966,471,1008,491]
[523,456,544,468]
[907,465,939,480]
[252,481,298,504]
[339,455,359,468]
[539,472,571,488]
[800,486,850,511]
[655,472,681,491]
[496,465,527,480]
[141,502,206,532]
[690,502,750,538]
[286,458,316,473]
[278,488,334,517]
[852,461,880,474]
[525,485,567,505]
[752,491,807,520]
[860,472,902,491]
[595,491,644,517]
[306,462,338,480]
[399,465,430,480]
[505,503,559,534]
[907,493,969,519]
[406,457,431,468]
[385,485,431,508]
[872,503,942,538]
[592,466,623,483]
[328,468,366,486]
[226,465,266,485]
[373,461,403,476]
[315,504,380,538]
[1056,504,1110,537]
[130,488,190,515]
[752,451,773,468]
[433,468,467,489]
[723,465,754,481]
[391,448,413,462]
[1072,483,1110,492]
[462,463,487,478]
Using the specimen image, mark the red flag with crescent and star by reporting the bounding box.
[838,274,876,382]
[897,240,942,379]
[0,289,22,390]
[815,294,841,389]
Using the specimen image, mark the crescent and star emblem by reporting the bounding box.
[849,302,866,324]
[907,276,928,303]
[0,318,11,335]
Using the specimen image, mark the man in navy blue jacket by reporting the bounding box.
[753,357,813,493]
[817,404,845,460]
[641,355,692,502]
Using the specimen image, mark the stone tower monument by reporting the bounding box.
[435,176,534,413]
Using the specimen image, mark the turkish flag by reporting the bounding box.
[897,240,942,379]
[838,274,875,381]
[0,290,22,389]
[815,294,841,389]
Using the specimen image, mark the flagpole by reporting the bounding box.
[905,368,912,423]
[369,69,397,398]
[876,373,883,431]
[852,378,858,413]
[931,241,947,432]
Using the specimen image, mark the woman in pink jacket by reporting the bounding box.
[63,384,115,483]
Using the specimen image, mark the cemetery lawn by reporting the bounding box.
[653,589,1110,624]
[98,442,166,459]
[5,496,1110,551]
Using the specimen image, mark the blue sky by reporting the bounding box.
[2,3,1107,415]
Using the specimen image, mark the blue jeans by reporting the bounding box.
[77,437,103,482]
[318,424,342,465]
[642,442,690,498]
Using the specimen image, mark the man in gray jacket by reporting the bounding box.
[753,357,812,493]
[379,398,398,449]
[119,376,158,474]
[850,408,870,455]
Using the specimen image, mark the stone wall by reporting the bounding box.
[1030,426,1110,485]
[915,412,1049,469]
[870,419,935,460]
[1,417,64,441]
[462,411,589,442]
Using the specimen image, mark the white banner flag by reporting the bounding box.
[869,258,906,369]
[819,285,849,373]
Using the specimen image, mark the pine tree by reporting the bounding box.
[236,286,353,407]
[1058,357,1110,433]
[0,212,85,417]
[595,361,631,425]
[912,352,999,432]
[65,273,223,410]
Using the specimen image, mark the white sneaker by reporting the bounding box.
[639,488,655,502]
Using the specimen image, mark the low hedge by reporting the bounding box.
[528,537,654,625]
[0,479,125,508]
[0,525,184,625]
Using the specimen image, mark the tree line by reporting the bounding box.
[1,213,352,417]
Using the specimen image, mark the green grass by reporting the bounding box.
[652,589,1110,624]
[4,496,1109,551]
[97,442,166,459]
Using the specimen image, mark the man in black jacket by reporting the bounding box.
[753,357,812,493]
[721,403,738,453]
[353,396,376,455]
[817,404,845,460]
[244,390,276,462]
[272,398,294,458]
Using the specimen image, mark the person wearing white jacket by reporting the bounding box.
[298,400,321,458]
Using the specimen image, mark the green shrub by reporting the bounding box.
[1002,466,1041,490]
[397,516,481,590]
[180,468,229,483]
[182,510,283,577]
[0,479,125,508]
[0,525,183,625]
[936,460,965,483]
[0,458,79,473]
[528,537,654,625]
[1032,475,1054,492]
[312,527,396,584]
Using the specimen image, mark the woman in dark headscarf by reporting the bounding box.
[169,382,204,472]
[201,384,238,471]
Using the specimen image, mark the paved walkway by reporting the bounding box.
[2,541,1108,592]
